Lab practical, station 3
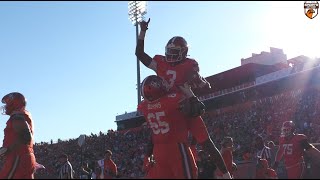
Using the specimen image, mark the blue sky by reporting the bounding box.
[0,1,319,144]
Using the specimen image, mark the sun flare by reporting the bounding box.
[263,1,320,59]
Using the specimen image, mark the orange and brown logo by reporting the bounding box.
[304,1,319,19]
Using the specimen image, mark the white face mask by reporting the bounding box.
[0,105,6,115]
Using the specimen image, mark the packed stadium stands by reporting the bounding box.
[26,48,320,179]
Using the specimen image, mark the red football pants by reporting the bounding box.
[151,143,198,179]
[286,162,305,179]
[0,153,36,179]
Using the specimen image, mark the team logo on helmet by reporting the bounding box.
[165,36,188,63]
[304,1,319,19]
[141,75,167,102]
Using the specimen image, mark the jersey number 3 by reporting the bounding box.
[147,112,169,135]
[166,70,177,89]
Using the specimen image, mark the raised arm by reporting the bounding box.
[135,18,154,68]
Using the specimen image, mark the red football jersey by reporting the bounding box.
[152,55,199,91]
[138,92,209,144]
[3,110,34,155]
[278,134,306,167]
[103,159,117,179]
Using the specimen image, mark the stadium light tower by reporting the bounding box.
[128,1,147,105]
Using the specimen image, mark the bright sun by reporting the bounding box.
[263,1,320,59]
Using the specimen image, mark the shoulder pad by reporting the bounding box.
[296,134,307,140]
[153,55,165,61]
[11,114,25,121]
[186,58,198,64]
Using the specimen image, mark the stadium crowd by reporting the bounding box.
[203,87,320,160]
[29,84,320,179]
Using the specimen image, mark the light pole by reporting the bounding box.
[128,1,147,105]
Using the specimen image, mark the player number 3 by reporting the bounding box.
[166,70,177,88]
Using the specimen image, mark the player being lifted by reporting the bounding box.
[135,18,211,116]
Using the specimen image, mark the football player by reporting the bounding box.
[216,137,237,179]
[0,92,36,179]
[135,18,210,116]
[273,121,320,179]
[137,75,231,179]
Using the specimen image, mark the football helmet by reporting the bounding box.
[165,36,188,63]
[1,92,26,115]
[281,121,295,137]
[141,75,168,102]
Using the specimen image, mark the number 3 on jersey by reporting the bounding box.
[166,70,176,89]
[147,112,169,135]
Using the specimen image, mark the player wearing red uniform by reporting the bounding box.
[102,150,117,179]
[273,121,320,179]
[216,137,237,178]
[135,19,210,116]
[137,75,231,179]
[0,92,36,179]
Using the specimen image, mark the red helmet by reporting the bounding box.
[141,75,167,102]
[1,92,26,115]
[281,121,295,137]
[165,36,188,63]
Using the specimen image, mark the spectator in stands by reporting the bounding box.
[256,158,278,179]
[58,153,74,179]
[197,150,217,179]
